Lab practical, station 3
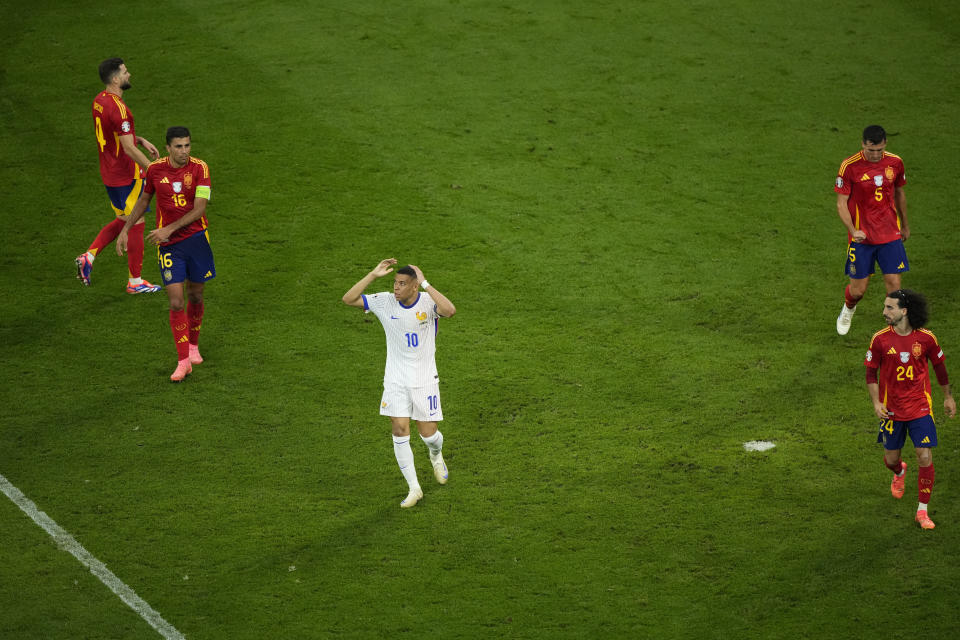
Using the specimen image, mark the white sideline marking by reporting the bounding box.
[0,473,186,640]
[743,440,776,452]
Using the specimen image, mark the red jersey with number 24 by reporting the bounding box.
[143,157,212,246]
[835,151,906,245]
[92,91,139,187]
[865,327,944,421]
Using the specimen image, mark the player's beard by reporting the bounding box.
[120,81,131,90]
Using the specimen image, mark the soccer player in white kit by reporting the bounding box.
[342,258,457,508]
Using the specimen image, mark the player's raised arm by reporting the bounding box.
[342,258,397,307]
[410,264,456,317]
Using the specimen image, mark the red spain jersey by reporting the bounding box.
[92,91,139,187]
[143,157,211,246]
[865,327,944,420]
[834,151,906,245]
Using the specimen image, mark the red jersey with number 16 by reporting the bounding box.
[143,157,212,246]
[865,327,944,421]
[834,151,906,245]
[92,91,140,187]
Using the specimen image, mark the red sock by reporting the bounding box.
[187,301,204,346]
[918,464,935,505]
[88,218,125,256]
[125,221,145,279]
[169,309,190,361]
[884,457,903,474]
[844,285,863,309]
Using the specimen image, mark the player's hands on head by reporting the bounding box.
[409,264,425,283]
[372,258,397,277]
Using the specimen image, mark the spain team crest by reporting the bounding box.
[912,342,923,358]
[184,173,193,187]
[885,166,895,181]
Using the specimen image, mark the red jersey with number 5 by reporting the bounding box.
[834,151,906,245]
[143,157,211,246]
[865,327,943,420]
[92,91,139,187]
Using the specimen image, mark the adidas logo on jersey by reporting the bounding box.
[161,177,170,184]
[887,347,897,355]
[861,173,871,181]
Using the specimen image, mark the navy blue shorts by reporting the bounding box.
[158,231,215,285]
[105,178,148,216]
[877,415,937,450]
[845,240,909,279]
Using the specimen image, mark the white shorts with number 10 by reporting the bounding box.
[380,382,443,422]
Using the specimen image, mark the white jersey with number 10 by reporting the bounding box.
[363,291,440,387]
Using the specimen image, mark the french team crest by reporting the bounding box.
[912,342,923,358]
[885,166,895,181]
[416,311,428,322]
[900,352,911,364]
[173,182,182,193]
[873,175,883,187]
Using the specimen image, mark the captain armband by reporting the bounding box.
[196,185,211,200]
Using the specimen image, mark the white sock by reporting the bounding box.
[85,251,96,262]
[420,430,443,456]
[918,502,928,512]
[128,277,143,286]
[392,435,419,489]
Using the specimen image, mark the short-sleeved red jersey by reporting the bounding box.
[143,157,212,246]
[865,327,944,420]
[835,151,906,245]
[92,91,139,187]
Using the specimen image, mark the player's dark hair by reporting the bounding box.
[166,126,191,144]
[890,289,929,329]
[862,125,887,145]
[98,58,124,84]
[397,266,417,278]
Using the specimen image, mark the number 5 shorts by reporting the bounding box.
[380,382,443,422]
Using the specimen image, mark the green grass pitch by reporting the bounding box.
[3,0,960,637]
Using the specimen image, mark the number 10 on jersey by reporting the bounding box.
[404,332,419,347]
